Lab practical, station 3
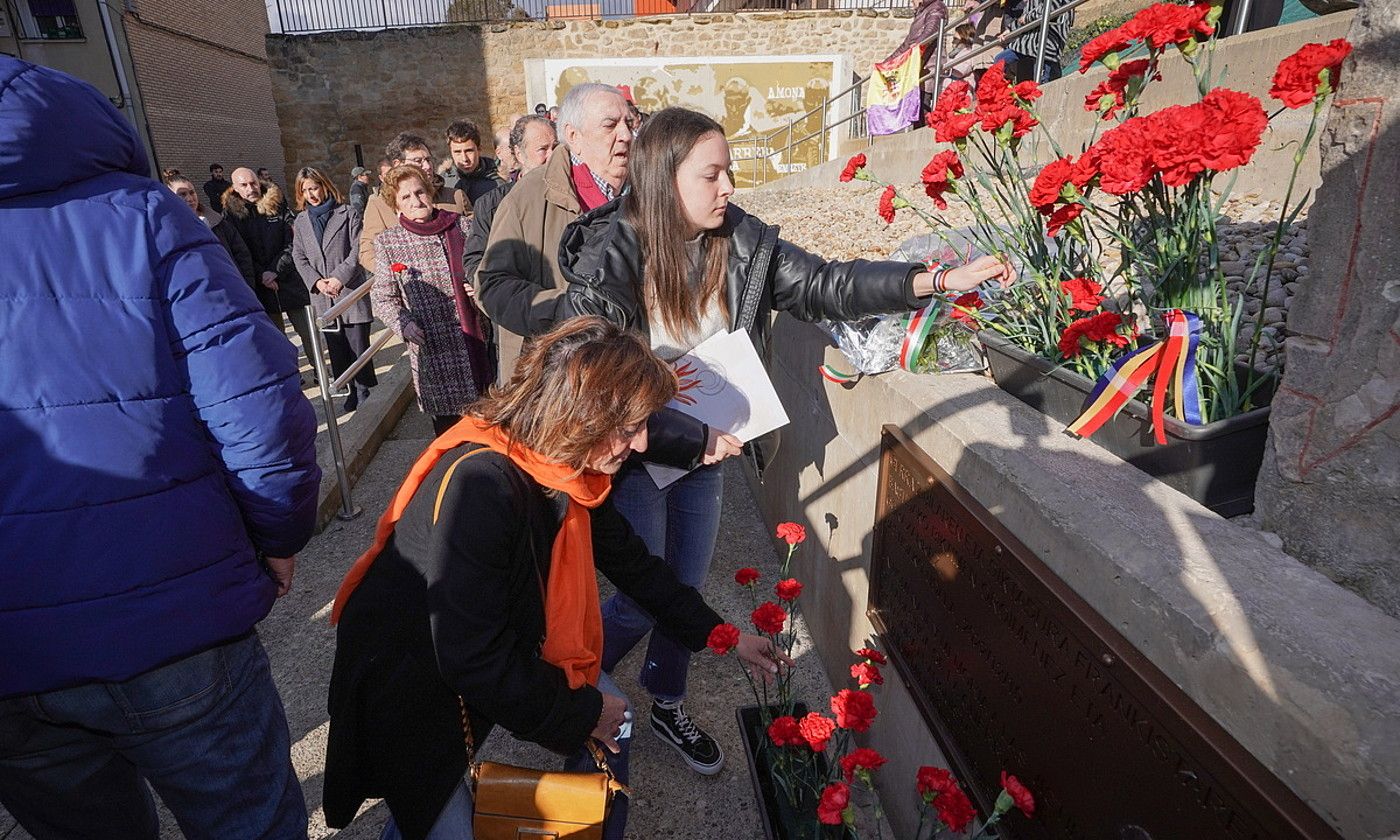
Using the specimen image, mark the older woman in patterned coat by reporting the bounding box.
[371,165,493,435]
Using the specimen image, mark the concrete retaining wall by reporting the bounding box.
[746,316,1400,838]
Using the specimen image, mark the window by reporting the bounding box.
[19,0,85,40]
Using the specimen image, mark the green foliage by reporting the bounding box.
[1066,11,1134,53]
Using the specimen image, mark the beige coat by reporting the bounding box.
[475,147,584,377]
[358,184,466,273]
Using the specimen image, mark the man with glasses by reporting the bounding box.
[358,132,467,272]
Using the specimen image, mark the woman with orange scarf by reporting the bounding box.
[322,317,783,840]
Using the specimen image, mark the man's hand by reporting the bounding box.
[590,692,630,754]
[264,554,296,597]
[260,271,280,291]
[702,429,743,466]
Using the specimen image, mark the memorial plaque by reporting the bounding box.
[867,426,1339,840]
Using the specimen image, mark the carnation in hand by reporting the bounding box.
[706,623,740,655]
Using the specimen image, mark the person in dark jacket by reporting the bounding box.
[165,173,257,290]
[292,166,378,412]
[441,119,505,207]
[556,107,1013,775]
[223,166,317,368]
[463,114,558,288]
[323,317,783,840]
[0,56,320,839]
[202,162,230,212]
[348,165,372,220]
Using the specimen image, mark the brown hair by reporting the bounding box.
[385,131,431,163]
[292,166,345,211]
[379,164,433,209]
[468,316,677,470]
[446,119,482,145]
[163,174,201,211]
[624,107,732,338]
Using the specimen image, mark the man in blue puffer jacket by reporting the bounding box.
[0,58,320,838]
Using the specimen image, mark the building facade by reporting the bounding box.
[1,0,286,186]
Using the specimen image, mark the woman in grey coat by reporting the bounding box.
[292,166,378,411]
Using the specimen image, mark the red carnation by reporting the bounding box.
[1084,59,1159,120]
[776,522,806,545]
[735,567,760,586]
[1078,24,1136,72]
[1270,38,1352,108]
[752,601,788,635]
[1029,156,1076,211]
[1013,80,1043,102]
[877,185,897,223]
[950,291,984,326]
[1195,88,1268,173]
[831,688,878,732]
[1060,277,1105,312]
[1058,311,1132,357]
[774,578,803,601]
[799,712,837,751]
[817,782,851,826]
[921,149,964,210]
[1090,116,1156,195]
[916,765,954,798]
[767,715,805,747]
[851,660,884,687]
[1130,2,1214,51]
[1000,772,1036,817]
[839,153,867,183]
[926,80,979,143]
[855,646,887,664]
[706,623,740,655]
[1045,203,1084,237]
[390,262,408,272]
[840,747,888,781]
[934,783,977,832]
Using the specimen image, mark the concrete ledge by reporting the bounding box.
[748,316,1400,838]
[313,350,415,531]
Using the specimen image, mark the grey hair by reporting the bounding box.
[509,114,556,153]
[557,83,624,136]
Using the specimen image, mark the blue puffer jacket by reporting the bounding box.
[0,57,321,698]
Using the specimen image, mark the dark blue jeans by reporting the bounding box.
[602,461,725,702]
[0,632,306,840]
[992,48,1063,84]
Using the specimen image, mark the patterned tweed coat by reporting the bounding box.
[371,216,486,415]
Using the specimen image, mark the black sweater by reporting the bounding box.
[323,446,723,839]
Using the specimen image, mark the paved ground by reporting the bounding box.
[3,401,854,839]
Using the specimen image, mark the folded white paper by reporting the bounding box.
[644,329,790,489]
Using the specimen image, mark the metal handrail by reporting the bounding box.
[320,278,376,324]
[742,0,1085,186]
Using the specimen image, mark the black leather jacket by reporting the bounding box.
[558,198,926,473]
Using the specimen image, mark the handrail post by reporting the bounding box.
[1033,0,1053,84]
[307,317,361,521]
[931,14,947,101]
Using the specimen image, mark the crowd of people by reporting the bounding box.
[2,52,1012,840]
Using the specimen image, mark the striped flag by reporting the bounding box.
[866,47,923,136]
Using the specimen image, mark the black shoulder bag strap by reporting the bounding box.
[736,223,780,333]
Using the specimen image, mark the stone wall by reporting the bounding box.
[264,9,915,181]
[1254,0,1400,618]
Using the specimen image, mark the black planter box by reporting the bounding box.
[736,704,855,840]
[979,332,1272,517]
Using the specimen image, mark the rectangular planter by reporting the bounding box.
[736,704,854,840]
[979,332,1272,517]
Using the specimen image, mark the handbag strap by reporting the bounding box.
[432,447,615,780]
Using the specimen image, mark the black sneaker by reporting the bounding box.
[650,700,724,775]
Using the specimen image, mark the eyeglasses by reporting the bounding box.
[405,156,432,166]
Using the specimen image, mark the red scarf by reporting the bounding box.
[331,418,610,689]
[570,160,612,212]
[398,210,492,387]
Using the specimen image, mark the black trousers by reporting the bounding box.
[325,322,378,390]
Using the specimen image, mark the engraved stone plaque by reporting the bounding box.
[867,426,1338,840]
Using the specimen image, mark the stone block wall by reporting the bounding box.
[264,9,915,182]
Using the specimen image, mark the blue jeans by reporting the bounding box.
[0,632,306,840]
[993,48,1063,84]
[602,461,724,702]
[380,672,633,840]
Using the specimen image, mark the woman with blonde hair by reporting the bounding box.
[291,166,377,411]
[323,316,785,840]
[370,164,492,434]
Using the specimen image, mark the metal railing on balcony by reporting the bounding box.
[739,0,1090,187]
[269,0,911,34]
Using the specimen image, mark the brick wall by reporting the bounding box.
[123,0,286,190]
[265,9,916,182]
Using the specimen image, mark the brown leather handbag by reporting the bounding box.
[461,699,628,840]
[432,447,629,839]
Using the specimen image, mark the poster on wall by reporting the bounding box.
[536,55,846,188]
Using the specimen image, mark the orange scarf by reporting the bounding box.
[330,417,610,690]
